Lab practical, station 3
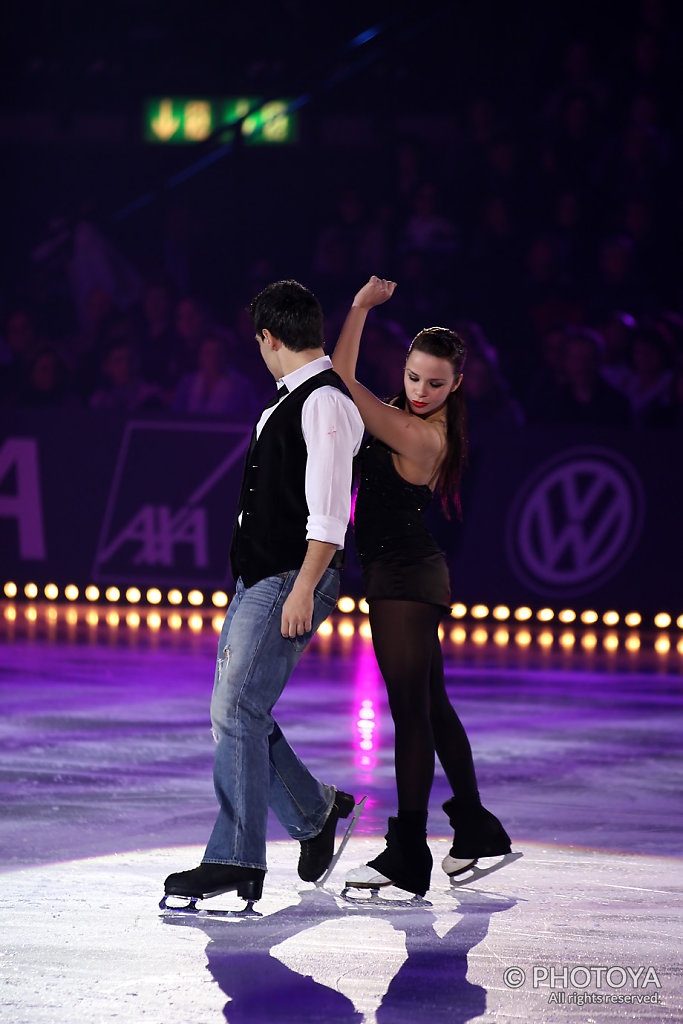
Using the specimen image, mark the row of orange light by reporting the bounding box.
[327,620,680,653]
[3,581,229,608]
[4,604,213,633]
[3,583,682,632]
[445,625,680,655]
[447,602,682,631]
[4,604,681,654]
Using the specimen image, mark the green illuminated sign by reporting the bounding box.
[144,97,297,145]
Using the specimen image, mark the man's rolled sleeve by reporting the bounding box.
[301,387,364,548]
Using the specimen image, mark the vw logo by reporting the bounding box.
[507,447,645,596]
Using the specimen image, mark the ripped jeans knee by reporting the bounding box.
[210,644,231,743]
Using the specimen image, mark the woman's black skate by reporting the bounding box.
[344,815,432,899]
[441,798,515,879]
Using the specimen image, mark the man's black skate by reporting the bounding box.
[160,863,264,916]
[344,815,432,897]
[298,790,356,883]
[441,798,512,877]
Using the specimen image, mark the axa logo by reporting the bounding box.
[506,447,645,596]
[96,504,208,568]
[0,438,46,559]
[93,422,250,585]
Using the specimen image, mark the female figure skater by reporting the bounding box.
[332,276,510,897]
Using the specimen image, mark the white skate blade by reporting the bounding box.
[344,863,393,889]
[159,894,261,919]
[317,795,367,886]
[447,850,523,886]
[441,854,478,876]
[341,879,432,909]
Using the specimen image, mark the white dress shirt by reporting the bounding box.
[255,356,364,549]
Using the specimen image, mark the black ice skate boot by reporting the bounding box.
[163,862,265,902]
[298,790,356,882]
[441,797,511,876]
[346,813,432,897]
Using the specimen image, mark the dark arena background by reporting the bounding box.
[1,3,682,1023]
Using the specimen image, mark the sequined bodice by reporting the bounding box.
[353,439,441,565]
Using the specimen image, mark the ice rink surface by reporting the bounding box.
[1,608,681,1023]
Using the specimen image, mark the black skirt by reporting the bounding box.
[361,550,451,613]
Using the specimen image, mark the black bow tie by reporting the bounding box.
[263,383,289,410]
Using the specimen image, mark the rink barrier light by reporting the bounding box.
[2,585,682,654]
[4,585,683,631]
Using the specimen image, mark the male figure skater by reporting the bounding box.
[164,280,365,905]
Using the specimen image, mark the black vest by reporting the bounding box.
[230,367,350,588]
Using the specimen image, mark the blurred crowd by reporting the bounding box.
[2,1,682,437]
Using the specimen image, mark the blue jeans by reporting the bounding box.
[203,567,339,870]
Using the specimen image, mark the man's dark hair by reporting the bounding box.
[249,280,324,352]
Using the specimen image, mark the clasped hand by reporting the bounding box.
[352,276,397,310]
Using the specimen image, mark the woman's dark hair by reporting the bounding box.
[249,280,324,352]
[396,326,468,517]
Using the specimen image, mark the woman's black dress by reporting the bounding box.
[353,438,451,611]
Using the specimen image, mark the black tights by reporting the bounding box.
[369,599,480,815]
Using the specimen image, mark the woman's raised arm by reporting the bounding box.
[331,277,444,464]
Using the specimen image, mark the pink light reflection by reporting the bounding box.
[352,641,383,778]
